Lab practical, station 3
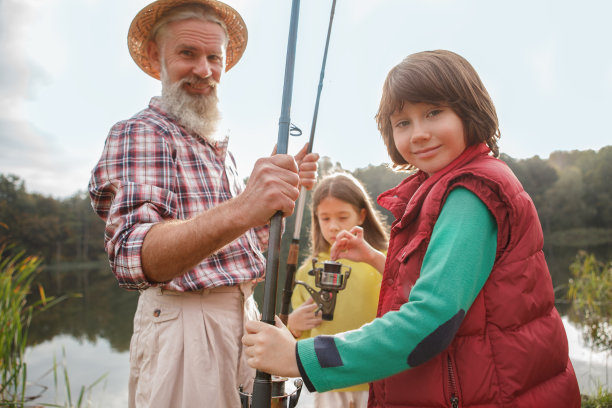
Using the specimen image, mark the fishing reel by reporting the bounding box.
[239,377,303,408]
[294,259,351,321]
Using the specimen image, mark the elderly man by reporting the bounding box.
[88,1,318,407]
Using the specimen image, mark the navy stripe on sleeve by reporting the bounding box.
[314,335,344,368]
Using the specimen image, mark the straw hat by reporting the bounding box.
[128,0,248,79]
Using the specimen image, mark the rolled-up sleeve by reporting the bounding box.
[89,119,178,289]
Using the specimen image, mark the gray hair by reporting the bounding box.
[149,4,229,48]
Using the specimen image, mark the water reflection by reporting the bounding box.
[28,262,138,352]
[25,244,612,406]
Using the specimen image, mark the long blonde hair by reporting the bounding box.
[310,172,388,255]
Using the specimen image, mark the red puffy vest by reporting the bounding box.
[369,144,580,408]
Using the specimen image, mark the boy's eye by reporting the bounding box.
[427,109,443,118]
[395,120,410,128]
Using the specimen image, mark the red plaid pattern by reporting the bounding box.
[89,97,268,291]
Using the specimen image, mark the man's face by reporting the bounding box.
[150,18,226,95]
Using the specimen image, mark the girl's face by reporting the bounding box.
[317,196,366,247]
[390,102,466,175]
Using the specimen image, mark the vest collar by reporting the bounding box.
[378,143,491,221]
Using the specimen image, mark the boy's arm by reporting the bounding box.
[296,187,497,391]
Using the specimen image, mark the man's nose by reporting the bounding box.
[193,57,212,78]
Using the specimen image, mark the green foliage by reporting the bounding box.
[567,251,612,353]
[352,164,409,225]
[581,385,612,408]
[0,175,105,263]
[548,228,612,247]
[0,243,67,405]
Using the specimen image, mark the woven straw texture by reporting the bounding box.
[128,0,248,79]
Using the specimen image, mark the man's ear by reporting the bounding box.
[146,40,162,73]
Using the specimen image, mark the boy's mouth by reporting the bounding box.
[413,145,441,157]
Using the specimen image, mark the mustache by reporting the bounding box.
[180,75,218,89]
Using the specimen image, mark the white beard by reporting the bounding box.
[159,65,223,144]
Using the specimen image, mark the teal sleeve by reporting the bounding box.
[296,187,498,392]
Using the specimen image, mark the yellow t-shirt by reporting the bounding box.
[290,251,383,392]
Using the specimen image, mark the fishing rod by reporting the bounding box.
[250,0,300,407]
[279,0,338,326]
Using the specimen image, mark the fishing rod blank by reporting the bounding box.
[279,0,338,326]
[250,0,301,407]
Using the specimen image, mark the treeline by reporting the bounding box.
[0,175,105,263]
[1,146,611,266]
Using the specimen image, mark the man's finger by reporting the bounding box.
[294,143,309,161]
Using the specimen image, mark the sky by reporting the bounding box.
[1,0,611,199]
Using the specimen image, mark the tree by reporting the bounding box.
[567,251,612,353]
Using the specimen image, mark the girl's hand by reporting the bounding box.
[330,226,370,262]
[242,315,300,377]
[288,297,323,336]
[331,226,386,273]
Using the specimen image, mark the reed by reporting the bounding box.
[0,242,67,406]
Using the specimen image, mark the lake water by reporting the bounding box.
[23,262,611,407]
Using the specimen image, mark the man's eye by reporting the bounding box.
[180,50,194,57]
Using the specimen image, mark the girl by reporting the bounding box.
[287,172,388,408]
[243,50,581,407]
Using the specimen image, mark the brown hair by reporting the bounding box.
[376,50,500,171]
[310,172,388,254]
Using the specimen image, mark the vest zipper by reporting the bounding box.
[447,355,459,408]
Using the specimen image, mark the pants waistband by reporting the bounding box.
[153,281,256,297]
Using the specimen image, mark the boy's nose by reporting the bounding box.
[410,122,431,143]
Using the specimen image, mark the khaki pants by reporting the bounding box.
[313,390,369,408]
[128,284,259,408]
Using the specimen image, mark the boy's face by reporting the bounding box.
[390,102,466,175]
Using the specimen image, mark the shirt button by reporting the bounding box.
[385,278,394,286]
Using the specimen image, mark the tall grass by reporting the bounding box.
[0,242,67,406]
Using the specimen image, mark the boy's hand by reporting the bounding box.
[243,316,300,377]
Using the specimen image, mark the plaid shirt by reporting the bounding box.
[89,97,268,291]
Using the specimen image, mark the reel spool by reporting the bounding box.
[239,376,303,408]
[295,259,351,321]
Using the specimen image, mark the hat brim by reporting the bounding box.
[128,0,248,79]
